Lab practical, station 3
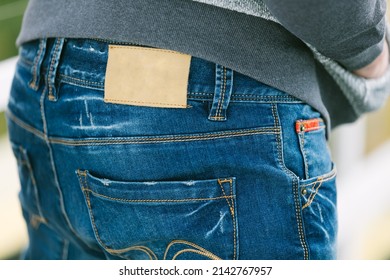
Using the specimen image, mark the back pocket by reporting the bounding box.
[76,170,238,260]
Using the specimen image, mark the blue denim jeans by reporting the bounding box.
[7,38,337,260]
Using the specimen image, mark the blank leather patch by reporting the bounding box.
[104,45,191,108]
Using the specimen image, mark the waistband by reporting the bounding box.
[19,38,302,102]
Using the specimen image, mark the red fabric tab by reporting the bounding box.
[295,118,322,133]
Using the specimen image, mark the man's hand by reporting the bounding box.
[354,41,389,79]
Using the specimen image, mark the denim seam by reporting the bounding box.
[48,127,279,146]
[231,99,302,103]
[40,88,101,252]
[189,95,303,103]
[6,111,46,140]
[300,169,337,188]
[164,240,222,260]
[271,103,310,260]
[188,93,303,102]
[297,133,310,179]
[7,112,278,146]
[81,188,235,203]
[109,246,157,260]
[14,159,28,165]
[59,74,104,86]
[43,75,304,104]
[217,178,238,260]
[190,92,301,100]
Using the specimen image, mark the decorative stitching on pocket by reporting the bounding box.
[217,179,234,215]
[81,188,235,203]
[301,168,337,210]
[77,170,235,259]
[300,168,337,188]
[171,249,220,260]
[302,178,324,210]
[106,246,157,260]
[164,240,222,260]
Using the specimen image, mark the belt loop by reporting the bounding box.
[208,64,234,121]
[29,39,47,91]
[46,38,65,101]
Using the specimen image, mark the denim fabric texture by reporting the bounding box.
[7,38,337,260]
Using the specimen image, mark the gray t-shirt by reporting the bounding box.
[16,0,387,129]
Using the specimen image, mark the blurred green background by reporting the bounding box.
[0,0,27,136]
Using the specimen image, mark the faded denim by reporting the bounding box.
[7,38,337,260]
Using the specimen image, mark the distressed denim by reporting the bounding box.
[7,38,337,260]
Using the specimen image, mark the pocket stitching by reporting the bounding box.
[298,132,310,179]
[271,104,309,260]
[301,169,337,210]
[217,178,238,260]
[164,239,222,260]
[81,188,235,203]
[77,170,238,260]
[302,178,323,210]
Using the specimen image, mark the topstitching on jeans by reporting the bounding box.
[46,38,65,101]
[76,170,234,260]
[48,127,280,146]
[271,103,310,260]
[164,240,222,260]
[54,73,304,104]
[29,39,47,91]
[37,44,102,253]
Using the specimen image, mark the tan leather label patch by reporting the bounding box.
[104,45,191,108]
